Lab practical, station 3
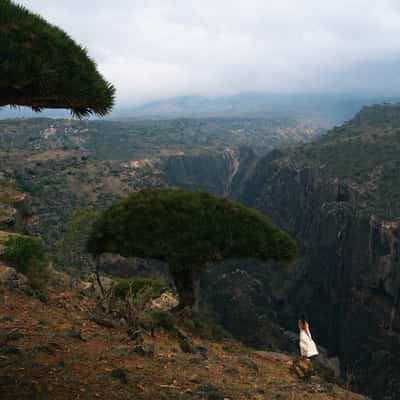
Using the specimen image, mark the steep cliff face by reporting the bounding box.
[235,106,400,399]
[161,146,257,196]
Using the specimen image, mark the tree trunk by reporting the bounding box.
[95,256,105,297]
[173,267,201,310]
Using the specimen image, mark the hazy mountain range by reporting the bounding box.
[2,92,400,124]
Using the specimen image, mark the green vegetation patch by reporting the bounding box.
[4,235,50,289]
[140,310,176,332]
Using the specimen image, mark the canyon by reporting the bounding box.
[1,106,399,399]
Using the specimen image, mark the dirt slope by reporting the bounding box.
[0,263,365,400]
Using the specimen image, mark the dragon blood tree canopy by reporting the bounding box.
[87,188,297,309]
[0,0,115,117]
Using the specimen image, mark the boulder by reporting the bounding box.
[293,358,315,380]
[149,291,178,312]
[133,344,155,357]
[0,263,29,290]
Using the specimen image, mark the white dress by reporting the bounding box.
[299,327,319,358]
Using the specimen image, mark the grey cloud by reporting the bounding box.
[16,0,400,105]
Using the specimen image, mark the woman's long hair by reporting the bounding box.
[298,312,308,330]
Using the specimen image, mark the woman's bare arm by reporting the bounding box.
[305,323,312,338]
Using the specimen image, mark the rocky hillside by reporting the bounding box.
[0,251,366,400]
[287,104,400,219]
[233,104,400,399]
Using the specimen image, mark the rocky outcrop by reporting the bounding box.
[0,184,32,233]
[0,262,30,292]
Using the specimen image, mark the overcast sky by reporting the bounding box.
[17,0,400,106]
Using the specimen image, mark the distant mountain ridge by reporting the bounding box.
[112,92,400,123]
[2,92,400,124]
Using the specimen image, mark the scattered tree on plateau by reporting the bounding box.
[87,188,296,309]
[0,0,115,117]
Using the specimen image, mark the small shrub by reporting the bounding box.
[181,317,196,332]
[209,322,230,341]
[179,310,230,341]
[4,235,50,290]
[139,310,175,333]
[113,277,168,300]
[150,310,175,330]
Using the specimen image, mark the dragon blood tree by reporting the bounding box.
[87,188,296,309]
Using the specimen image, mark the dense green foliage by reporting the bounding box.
[87,188,296,308]
[0,0,115,117]
[4,235,50,289]
[113,277,168,300]
[87,188,296,265]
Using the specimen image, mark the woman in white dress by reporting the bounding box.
[298,313,319,358]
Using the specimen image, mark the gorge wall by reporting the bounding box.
[237,155,400,399]
[161,146,257,196]
[173,106,400,399]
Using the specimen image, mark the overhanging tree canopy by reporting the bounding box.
[87,188,296,309]
[0,0,115,117]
